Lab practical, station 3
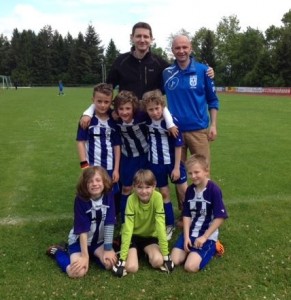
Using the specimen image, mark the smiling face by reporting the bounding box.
[187,162,209,189]
[87,171,104,199]
[117,101,134,123]
[134,183,155,204]
[172,35,192,66]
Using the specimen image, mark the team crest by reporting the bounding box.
[189,75,197,87]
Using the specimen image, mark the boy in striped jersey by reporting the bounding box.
[142,89,188,240]
[171,154,228,272]
[76,83,121,191]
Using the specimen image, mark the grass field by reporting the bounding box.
[0,88,290,299]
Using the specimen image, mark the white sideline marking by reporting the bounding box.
[0,214,72,226]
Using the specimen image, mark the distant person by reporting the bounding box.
[142,89,188,240]
[46,166,117,278]
[14,80,18,90]
[171,154,228,273]
[58,80,64,96]
[112,169,174,277]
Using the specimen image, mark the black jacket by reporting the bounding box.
[107,49,170,99]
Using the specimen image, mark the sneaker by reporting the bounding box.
[166,225,175,241]
[215,240,225,256]
[46,243,67,258]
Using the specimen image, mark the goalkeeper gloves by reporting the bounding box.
[160,255,174,273]
[112,259,127,277]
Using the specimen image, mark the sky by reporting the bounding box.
[0,0,290,53]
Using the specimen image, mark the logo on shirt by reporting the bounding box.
[167,77,179,90]
[189,75,197,87]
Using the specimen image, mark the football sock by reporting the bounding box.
[55,250,70,273]
[164,202,175,226]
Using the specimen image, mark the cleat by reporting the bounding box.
[215,240,225,256]
[46,243,67,258]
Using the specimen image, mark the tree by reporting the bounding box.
[151,43,169,61]
[33,25,54,84]
[0,34,12,76]
[85,24,104,84]
[68,32,91,84]
[105,39,120,79]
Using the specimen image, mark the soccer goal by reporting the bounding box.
[0,75,13,89]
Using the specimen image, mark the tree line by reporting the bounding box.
[0,10,290,87]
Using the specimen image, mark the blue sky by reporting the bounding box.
[1,0,290,53]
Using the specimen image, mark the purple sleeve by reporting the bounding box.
[76,124,89,141]
[73,196,91,234]
[210,183,228,219]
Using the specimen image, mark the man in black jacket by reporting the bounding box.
[107,22,169,100]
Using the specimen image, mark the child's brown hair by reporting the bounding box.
[93,83,113,97]
[141,89,166,110]
[113,90,139,114]
[76,166,113,200]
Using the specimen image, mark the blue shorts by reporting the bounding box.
[69,241,105,268]
[106,169,120,194]
[173,234,216,270]
[120,154,148,186]
[148,162,187,188]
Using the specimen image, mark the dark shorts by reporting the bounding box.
[173,233,216,269]
[120,154,148,186]
[148,162,187,187]
[129,235,158,256]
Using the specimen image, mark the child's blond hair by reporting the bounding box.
[185,154,209,172]
[132,169,157,187]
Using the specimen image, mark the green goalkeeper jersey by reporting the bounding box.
[120,190,169,260]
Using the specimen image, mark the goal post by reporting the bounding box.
[0,75,13,89]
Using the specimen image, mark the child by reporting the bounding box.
[112,169,174,277]
[113,90,149,222]
[142,89,188,240]
[171,154,228,272]
[46,166,117,278]
[76,83,121,190]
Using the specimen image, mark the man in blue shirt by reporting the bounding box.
[163,35,219,165]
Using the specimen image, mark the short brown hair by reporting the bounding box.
[93,83,113,97]
[142,89,166,110]
[132,22,153,38]
[76,166,113,200]
[132,169,157,187]
[113,90,139,115]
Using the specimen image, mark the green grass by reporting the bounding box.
[0,88,290,299]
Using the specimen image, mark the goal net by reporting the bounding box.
[0,75,13,89]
